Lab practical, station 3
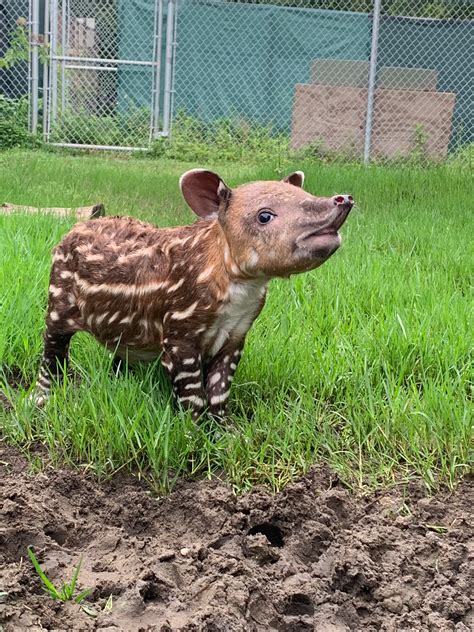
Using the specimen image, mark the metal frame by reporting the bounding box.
[364,0,382,164]
[30,0,40,133]
[162,0,176,137]
[42,0,50,140]
[42,0,169,150]
[24,1,466,160]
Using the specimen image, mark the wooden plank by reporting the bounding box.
[291,84,455,159]
[371,88,455,159]
[291,84,366,154]
[0,203,105,220]
[310,59,438,91]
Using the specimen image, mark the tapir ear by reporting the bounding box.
[179,169,231,218]
[282,171,305,188]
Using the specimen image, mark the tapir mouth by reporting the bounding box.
[299,204,351,242]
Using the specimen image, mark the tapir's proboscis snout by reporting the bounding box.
[31,168,354,421]
[295,192,353,266]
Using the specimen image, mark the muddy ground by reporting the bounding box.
[0,444,472,631]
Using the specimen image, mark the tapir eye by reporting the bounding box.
[257,209,275,225]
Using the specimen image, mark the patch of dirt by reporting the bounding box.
[0,444,472,631]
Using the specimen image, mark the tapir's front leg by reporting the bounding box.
[161,343,206,421]
[205,340,244,418]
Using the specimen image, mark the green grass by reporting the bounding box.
[27,547,91,604]
[0,149,472,493]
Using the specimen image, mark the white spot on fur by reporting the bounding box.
[95,312,108,325]
[167,278,185,292]
[179,395,205,408]
[170,301,198,321]
[53,251,71,263]
[196,267,214,283]
[76,243,93,255]
[117,247,155,263]
[230,362,237,370]
[175,370,200,381]
[183,358,195,365]
[209,372,221,386]
[119,316,132,325]
[49,285,63,297]
[75,275,169,297]
[164,235,192,256]
[185,382,202,390]
[210,390,230,405]
[49,310,60,321]
[108,311,121,323]
[85,253,104,262]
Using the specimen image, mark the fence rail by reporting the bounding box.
[1,0,473,160]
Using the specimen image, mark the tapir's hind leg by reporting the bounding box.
[30,261,82,405]
[31,327,74,405]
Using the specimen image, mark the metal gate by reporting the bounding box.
[39,0,176,151]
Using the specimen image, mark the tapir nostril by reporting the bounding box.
[334,194,354,207]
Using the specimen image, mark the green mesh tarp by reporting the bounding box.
[117,0,167,115]
[378,15,474,146]
[172,1,371,128]
[116,0,473,146]
[117,0,370,127]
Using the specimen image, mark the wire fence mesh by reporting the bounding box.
[0,0,473,160]
[172,0,473,161]
[44,0,162,149]
[0,0,31,144]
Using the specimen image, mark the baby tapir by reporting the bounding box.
[32,169,353,420]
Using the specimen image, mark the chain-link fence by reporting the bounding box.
[1,0,473,160]
[1,0,32,143]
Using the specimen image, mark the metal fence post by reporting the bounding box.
[162,0,175,137]
[364,0,382,164]
[50,0,59,125]
[30,0,40,133]
[151,0,164,140]
[60,0,67,114]
[168,0,178,139]
[43,0,50,140]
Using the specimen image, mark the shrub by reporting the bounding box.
[0,96,40,150]
[143,111,290,164]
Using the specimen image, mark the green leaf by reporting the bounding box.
[27,547,59,598]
